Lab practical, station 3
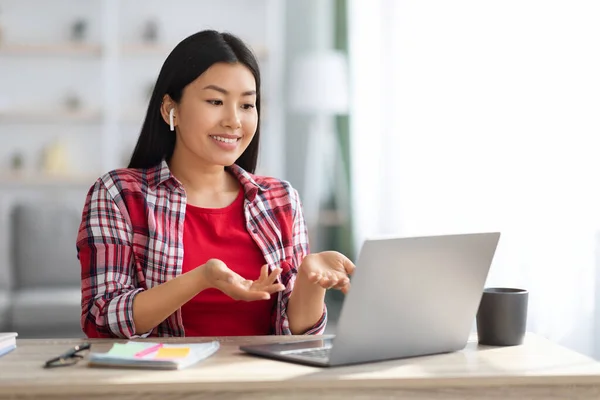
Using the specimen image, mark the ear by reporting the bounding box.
[160,95,177,129]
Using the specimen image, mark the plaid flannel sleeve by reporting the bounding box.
[77,178,151,339]
[278,188,327,335]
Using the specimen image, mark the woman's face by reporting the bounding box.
[166,62,258,168]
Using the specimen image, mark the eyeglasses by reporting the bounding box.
[43,343,91,369]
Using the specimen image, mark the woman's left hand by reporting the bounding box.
[298,251,356,294]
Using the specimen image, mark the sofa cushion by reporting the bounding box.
[9,288,81,338]
[0,291,9,331]
[11,203,81,289]
[0,261,11,291]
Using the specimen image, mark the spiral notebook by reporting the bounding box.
[0,332,18,358]
[88,340,220,370]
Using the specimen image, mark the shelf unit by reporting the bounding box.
[0,172,96,187]
[119,43,269,59]
[0,43,102,56]
[0,109,103,124]
[0,0,286,183]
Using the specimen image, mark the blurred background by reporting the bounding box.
[0,0,354,340]
[1,0,600,362]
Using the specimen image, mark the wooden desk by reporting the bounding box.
[1,333,600,399]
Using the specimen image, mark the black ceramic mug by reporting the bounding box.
[476,288,528,346]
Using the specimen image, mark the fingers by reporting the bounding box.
[249,266,283,293]
[310,272,350,290]
[332,276,350,289]
[254,265,281,285]
[307,271,322,284]
[339,282,351,294]
[259,264,268,281]
[318,273,335,289]
[232,275,284,300]
[333,277,351,294]
[341,256,356,276]
[266,267,282,283]
[262,283,286,294]
[210,263,284,302]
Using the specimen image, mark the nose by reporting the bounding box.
[221,105,242,130]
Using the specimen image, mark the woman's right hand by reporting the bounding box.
[198,259,285,301]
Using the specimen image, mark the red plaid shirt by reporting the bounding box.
[77,160,327,338]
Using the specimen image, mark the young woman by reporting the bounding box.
[76,30,355,338]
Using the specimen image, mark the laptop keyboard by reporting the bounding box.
[287,347,332,359]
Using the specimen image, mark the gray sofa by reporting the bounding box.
[0,264,9,333]
[0,190,85,338]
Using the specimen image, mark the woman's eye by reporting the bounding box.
[207,100,223,106]
[242,104,255,110]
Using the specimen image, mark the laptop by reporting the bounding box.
[239,232,501,367]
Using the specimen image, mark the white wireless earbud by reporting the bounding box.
[169,108,175,131]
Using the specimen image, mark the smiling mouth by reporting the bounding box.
[210,135,240,144]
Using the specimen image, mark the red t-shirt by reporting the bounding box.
[180,187,277,336]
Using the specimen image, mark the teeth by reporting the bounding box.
[211,136,237,144]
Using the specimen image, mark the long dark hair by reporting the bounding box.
[128,30,262,173]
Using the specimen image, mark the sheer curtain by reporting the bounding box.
[348,0,600,357]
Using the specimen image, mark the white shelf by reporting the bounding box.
[0,172,96,187]
[120,44,170,56]
[0,43,267,59]
[0,43,103,56]
[120,43,268,59]
[0,109,103,123]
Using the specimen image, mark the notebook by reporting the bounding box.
[0,332,18,358]
[88,340,220,370]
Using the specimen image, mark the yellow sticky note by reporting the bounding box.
[154,347,190,359]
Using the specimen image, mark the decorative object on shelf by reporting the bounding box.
[71,19,87,42]
[142,19,159,43]
[64,92,82,111]
[0,43,102,56]
[10,152,24,171]
[41,139,70,175]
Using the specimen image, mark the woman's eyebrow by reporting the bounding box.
[203,84,256,96]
